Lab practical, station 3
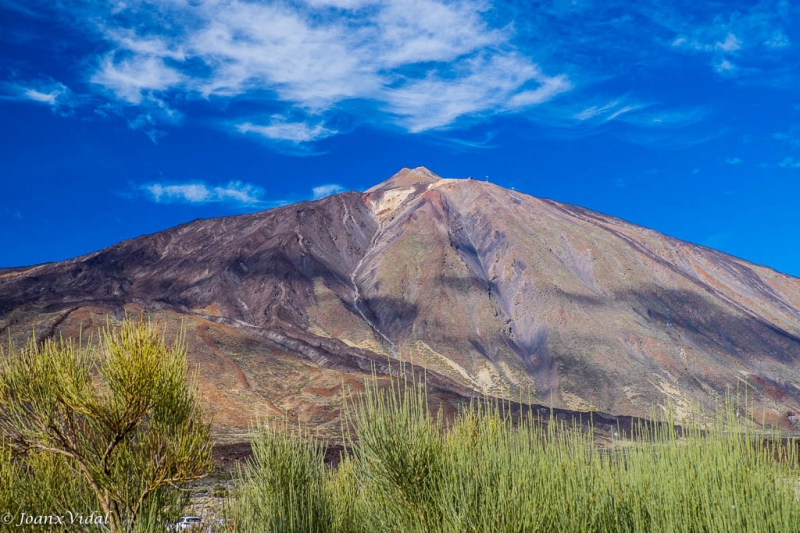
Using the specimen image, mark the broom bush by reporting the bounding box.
[235,378,799,533]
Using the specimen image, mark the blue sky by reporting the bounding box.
[1,0,799,276]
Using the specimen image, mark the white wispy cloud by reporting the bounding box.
[311,184,345,200]
[716,33,742,52]
[713,58,737,75]
[517,90,710,147]
[137,179,349,208]
[24,86,63,105]
[726,157,742,165]
[39,0,572,143]
[384,53,571,132]
[778,157,800,169]
[567,97,705,132]
[573,101,623,121]
[672,32,741,53]
[1,80,74,110]
[662,3,792,79]
[236,119,336,143]
[91,55,184,105]
[672,33,742,78]
[15,0,782,147]
[142,181,265,205]
[92,95,182,144]
[765,31,790,49]
[572,100,646,123]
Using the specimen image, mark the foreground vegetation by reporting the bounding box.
[0,319,212,533]
[235,381,799,533]
[1,318,798,532]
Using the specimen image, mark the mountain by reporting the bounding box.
[2,167,800,434]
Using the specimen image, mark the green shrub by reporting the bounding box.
[234,422,331,533]
[235,376,799,533]
[0,318,212,533]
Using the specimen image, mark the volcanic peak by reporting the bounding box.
[365,166,442,193]
[3,166,800,433]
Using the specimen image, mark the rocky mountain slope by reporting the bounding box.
[2,167,799,433]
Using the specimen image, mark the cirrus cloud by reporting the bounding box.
[311,184,346,199]
[0,80,76,113]
[236,119,336,144]
[38,0,573,145]
[142,181,265,206]
[138,180,352,208]
[8,0,794,150]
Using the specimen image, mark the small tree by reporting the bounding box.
[0,318,213,532]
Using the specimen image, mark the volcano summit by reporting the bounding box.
[2,167,799,433]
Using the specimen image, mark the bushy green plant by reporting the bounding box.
[0,442,102,532]
[0,318,213,533]
[234,421,331,533]
[235,375,799,533]
[348,381,445,532]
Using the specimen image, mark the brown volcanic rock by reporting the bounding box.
[2,167,800,432]
[358,171,800,423]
